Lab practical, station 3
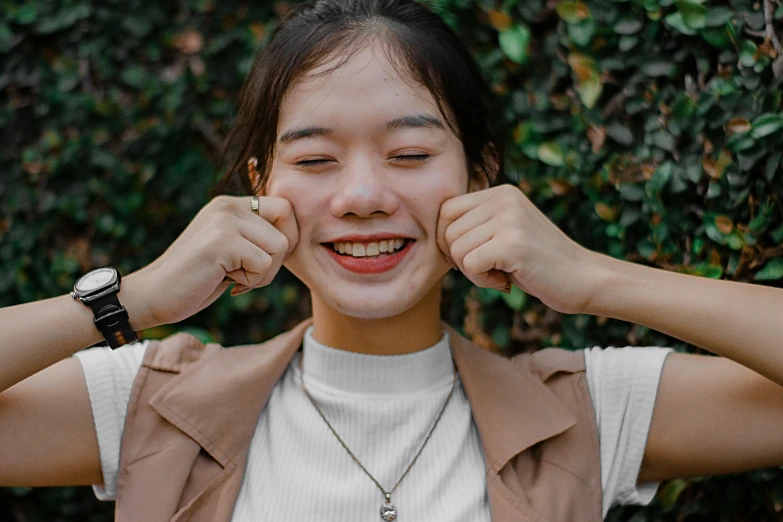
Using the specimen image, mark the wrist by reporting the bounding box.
[580,252,639,317]
[118,271,158,332]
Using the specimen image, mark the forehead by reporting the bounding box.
[278,44,443,134]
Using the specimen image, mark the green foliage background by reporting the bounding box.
[2,0,783,519]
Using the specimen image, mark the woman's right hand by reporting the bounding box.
[128,195,298,328]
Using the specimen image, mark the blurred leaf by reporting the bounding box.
[659,479,689,507]
[537,142,565,166]
[750,113,783,139]
[705,6,734,27]
[665,11,698,35]
[500,285,527,310]
[15,4,38,24]
[739,39,758,67]
[614,14,643,34]
[676,0,707,29]
[566,17,596,46]
[754,258,783,281]
[499,24,531,64]
[555,0,590,23]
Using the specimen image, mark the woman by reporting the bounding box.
[1,0,783,520]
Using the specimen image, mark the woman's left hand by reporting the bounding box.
[437,184,604,315]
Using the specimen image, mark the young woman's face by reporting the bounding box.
[266,43,469,319]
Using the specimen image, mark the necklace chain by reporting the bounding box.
[298,351,457,501]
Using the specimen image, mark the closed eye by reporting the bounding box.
[295,155,430,168]
[393,154,430,162]
[296,159,332,167]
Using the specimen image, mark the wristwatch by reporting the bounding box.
[71,267,138,349]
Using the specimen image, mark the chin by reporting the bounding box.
[289,255,450,320]
[323,289,426,320]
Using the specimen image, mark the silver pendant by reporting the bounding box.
[380,493,397,521]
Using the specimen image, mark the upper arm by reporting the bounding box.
[639,352,783,484]
[0,357,103,487]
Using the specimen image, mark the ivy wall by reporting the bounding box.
[1,0,782,519]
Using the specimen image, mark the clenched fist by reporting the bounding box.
[437,184,602,315]
[128,195,298,327]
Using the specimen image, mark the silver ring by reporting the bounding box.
[251,195,259,214]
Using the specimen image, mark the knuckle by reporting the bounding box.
[277,233,290,254]
[462,255,478,274]
[211,194,233,210]
[443,224,458,245]
[259,250,274,269]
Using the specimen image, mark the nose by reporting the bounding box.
[330,156,400,218]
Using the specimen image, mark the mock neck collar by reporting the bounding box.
[148,318,576,474]
[298,326,455,397]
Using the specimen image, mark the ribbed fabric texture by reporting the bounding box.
[75,340,150,500]
[584,345,672,515]
[74,330,671,520]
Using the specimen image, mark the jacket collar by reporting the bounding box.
[149,318,576,471]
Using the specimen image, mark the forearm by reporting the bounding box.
[0,272,152,393]
[585,252,783,386]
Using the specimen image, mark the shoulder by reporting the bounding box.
[517,347,587,382]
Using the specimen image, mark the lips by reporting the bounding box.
[323,239,415,274]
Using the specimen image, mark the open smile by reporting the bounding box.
[322,239,415,274]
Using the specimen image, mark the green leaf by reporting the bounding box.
[538,142,565,166]
[478,287,502,304]
[555,0,590,23]
[725,229,745,250]
[750,113,783,139]
[606,121,634,145]
[771,225,783,244]
[726,132,755,152]
[676,0,707,29]
[567,17,596,47]
[664,11,698,35]
[500,286,527,311]
[701,26,730,48]
[577,74,603,108]
[642,60,677,77]
[754,258,783,281]
[705,6,734,27]
[499,24,531,64]
[0,23,12,53]
[618,35,639,51]
[703,214,727,245]
[15,4,38,24]
[739,40,758,67]
[120,65,149,89]
[646,162,673,193]
[691,263,724,278]
[659,479,689,507]
[619,183,646,201]
[180,326,217,344]
[122,16,153,38]
[614,15,643,34]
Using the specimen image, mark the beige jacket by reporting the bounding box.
[113,319,602,521]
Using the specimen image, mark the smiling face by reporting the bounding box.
[264,42,469,322]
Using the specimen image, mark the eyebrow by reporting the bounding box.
[277,114,445,144]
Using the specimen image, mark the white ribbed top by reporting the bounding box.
[75,327,671,520]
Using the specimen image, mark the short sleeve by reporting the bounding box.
[583,345,672,518]
[73,341,148,501]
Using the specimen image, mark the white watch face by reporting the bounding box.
[77,268,115,292]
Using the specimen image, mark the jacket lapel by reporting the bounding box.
[445,324,577,522]
[147,319,577,522]
[148,319,313,468]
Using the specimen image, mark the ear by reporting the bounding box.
[247,156,264,196]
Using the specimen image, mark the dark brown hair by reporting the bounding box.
[210,0,505,197]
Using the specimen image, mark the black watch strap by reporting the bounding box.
[87,292,139,349]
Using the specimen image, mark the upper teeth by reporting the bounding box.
[333,239,406,257]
